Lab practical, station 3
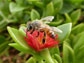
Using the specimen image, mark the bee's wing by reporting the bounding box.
[41,16,54,23]
[51,27,62,33]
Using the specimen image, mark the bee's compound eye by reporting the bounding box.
[27,24,32,31]
[29,25,32,29]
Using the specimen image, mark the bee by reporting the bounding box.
[27,16,62,41]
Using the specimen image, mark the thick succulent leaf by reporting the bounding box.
[70,9,81,26]
[28,0,40,2]
[52,0,63,14]
[0,35,9,56]
[10,43,42,62]
[33,2,44,9]
[0,20,8,29]
[57,23,72,43]
[7,26,29,50]
[75,46,84,63]
[0,35,6,44]
[63,42,75,63]
[0,41,9,56]
[19,25,26,36]
[31,9,40,21]
[72,23,84,35]
[73,32,84,46]
[0,46,9,56]
[64,13,72,23]
[42,0,51,5]
[7,27,42,60]
[53,54,62,63]
[16,0,24,5]
[9,2,26,13]
[9,43,34,54]
[26,57,36,63]
[60,3,75,14]
[69,0,84,4]
[42,2,54,17]
[53,59,58,63]
[49,47,60,56]
[47,19,63,26]
[73,32,84,63]
[74,32,84,53]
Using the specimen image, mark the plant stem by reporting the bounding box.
[40,48,54,63]
[26,57,44,63]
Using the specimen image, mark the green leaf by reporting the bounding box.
[31,9,40,21]
[73,32,84,46]
[75,46,84,63]
[0,20,8,29]
[49,47,60,56]
[0,35,9,56]
[9,2,26,13]
[72,23,84,35]
[53,0,63,14]
[53,59,58,63]
[53,54,62,63]
[60,3,75,14]
[9,43,34,54]
[26,57,36,63]
[0,35,6,44]
[63,42,75,63]
[33,2,44,9]
[64,13,72,23]
[42,2,54,17]
[70,9,81,26]
[73,32,84,63]
[19,25,26,36]
[0,46,9,56]
[16,0,24,5]
[7,27,42,60]
[7,26,29,50]
[74,32,84,53]
[43,0,51,5]
[0,41,9,56]
[47,20,63,26]
[28,0,40,2]
[57,23,72,43]
[69,0,84,4]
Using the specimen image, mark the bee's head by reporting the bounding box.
[27,22,33,31]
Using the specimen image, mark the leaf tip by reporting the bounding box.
[7,26,11,31]
[8,43,13,46]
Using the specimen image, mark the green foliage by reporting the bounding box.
[70,9,81,26]
[57,23,72,43]
[9,2,26,13]
[63,42,75,63]
[0,0,84,63]
[42,2,54,17]
[31,9,40,20]
[0,35,9,56]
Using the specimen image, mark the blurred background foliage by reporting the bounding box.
[0,0,84,63]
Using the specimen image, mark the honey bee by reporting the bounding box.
[27,16,62,40]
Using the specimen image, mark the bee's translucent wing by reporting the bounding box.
[51,27,62,33]
[41,16,54,23]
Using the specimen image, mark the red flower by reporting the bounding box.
[24,30,60,52]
